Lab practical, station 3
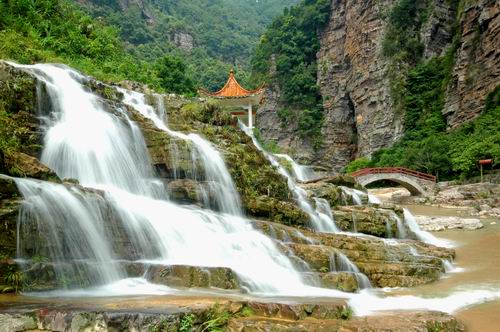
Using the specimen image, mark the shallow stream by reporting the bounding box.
[398,205,500,331]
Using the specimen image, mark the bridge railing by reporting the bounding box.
[350,167,437,182]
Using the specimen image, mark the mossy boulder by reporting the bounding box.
[332,206,403,238]
[319,272,359,292]
[0,62,45,171]
[246,196,308,227]
[305,182,344,207]
[4,152,58,181]
[147,265,239,290]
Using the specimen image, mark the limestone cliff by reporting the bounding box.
[444,0,500,128]
[257,0,499,171]
[316,0,400,171]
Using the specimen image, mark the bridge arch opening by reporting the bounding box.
[362,178,424,196]
[351,168,436,197]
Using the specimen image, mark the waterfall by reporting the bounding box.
[10,62,497,314]
[119,88,241,216]
[314,198,340,232]
[274,154,316,182]
[403,209,451,248]
[340,186,365,205]
[239,123,338,233]
[14,178,124,288]
[155,94,167,124]
[391,212,408,239]
[15,64,161,198]
[11,63,329,295]
[330,251,372,289]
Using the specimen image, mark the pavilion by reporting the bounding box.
[199,69,264,128]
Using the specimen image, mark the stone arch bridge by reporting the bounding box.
[351,167,437,196]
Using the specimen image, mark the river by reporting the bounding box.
[395,205,500,331]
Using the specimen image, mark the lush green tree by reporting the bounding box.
[156,55,195,95]
[251,0,331,144]
[344,158,372,173]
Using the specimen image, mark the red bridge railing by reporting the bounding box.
[350,167,437,182]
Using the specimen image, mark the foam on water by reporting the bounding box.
[350,288,500,316]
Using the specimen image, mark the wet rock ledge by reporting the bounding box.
[0,299,465,332]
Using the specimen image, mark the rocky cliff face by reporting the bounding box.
[444,0,500,128]
[316,0,400,171]
[257,0,499,171]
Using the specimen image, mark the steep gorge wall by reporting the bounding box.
[316,0,399,171]
[257,0,499,171]
[444,0,500,128]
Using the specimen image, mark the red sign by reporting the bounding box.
[479,159,493,165]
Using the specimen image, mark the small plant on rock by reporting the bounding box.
[336,306,353,320]
[179,314,194,332]
[4,270,25,292]
[200,304,231,332]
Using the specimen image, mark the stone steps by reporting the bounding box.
[253,220,454,288]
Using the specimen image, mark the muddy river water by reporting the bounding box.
[401,205,500,331]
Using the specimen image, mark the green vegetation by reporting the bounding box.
[4,269,25,292]
[336,306,353,320]
[381,0,426,65]
[345,0,499,180]
[252,128,281,154]
[0,0,295,94]
[77,0,298,91]
[251,0,332,146]
[200,304,232,332]
[347,83,499,180]
[156,55,195,95]
[0,0,163,90]
[179,313,195,332]
[344,158,372,174]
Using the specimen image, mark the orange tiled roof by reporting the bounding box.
[200,69,264,98]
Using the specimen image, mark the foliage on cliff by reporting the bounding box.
[75,0,297,91]
[0,0,269,95]
[346,0,499,180]
[251,0,331,145]
[0,0,186,93]
[346,68,499,179]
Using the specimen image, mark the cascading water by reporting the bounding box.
[8,62,500,315]
[119,88,242,216]
[275,154,316,182]
[340,186,364,205]
[403,208,451,248]
[239,123,338,233]
[21,64,163,198]
[14,178,124,288]
[155,94,167,124]
[10,63,322,295]
[314,198,340,232]
[391,211,408,239]
[330,251,372,289]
